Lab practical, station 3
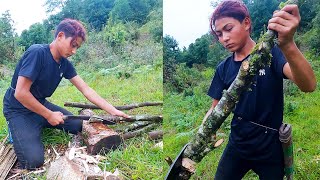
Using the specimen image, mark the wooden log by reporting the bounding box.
[122,121,153,133]
[0,136,17,180]
[122,123,158,140]
[65,102,163,110]
[148,130,163,140]
[80,109,123,155]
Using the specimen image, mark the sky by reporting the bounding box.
[163,0,214,48]
[0,0,48,35]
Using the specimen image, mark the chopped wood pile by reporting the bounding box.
[0,135,17,179]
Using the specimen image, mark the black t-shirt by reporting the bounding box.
[3,44,77,112]
[208,46,287,161]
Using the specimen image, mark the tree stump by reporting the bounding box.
[80,109,123,155]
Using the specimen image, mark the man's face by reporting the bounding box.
[57,33,83,58]
[214,17,250,52]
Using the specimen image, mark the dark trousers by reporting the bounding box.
[4,100,82,169]
[215,143,284,180]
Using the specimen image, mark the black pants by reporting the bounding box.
[4,100,82,169]
[215,143,284,180]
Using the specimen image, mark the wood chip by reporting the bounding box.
[214,139,224,148]
[182,158,196,173]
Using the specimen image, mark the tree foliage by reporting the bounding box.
[19,23,49,49]
[0,11,15,63]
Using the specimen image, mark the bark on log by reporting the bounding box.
[183,0,298,163]
[122,124,159,140]
[0,136,17,180]
[80,109,123,155]
[148,130,163,140]
[102,115,163,123]
[65,102,163,110]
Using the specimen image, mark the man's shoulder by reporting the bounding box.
[26,44,49,55]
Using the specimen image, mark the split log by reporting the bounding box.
[80,109,123,155]
[122,123,158,140]
[0,136,17,179]
[178,1,298,178]
[102,115,162,124]
[65,102,163,110]
[148,130,163,140]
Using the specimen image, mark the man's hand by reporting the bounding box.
[110,109,129,118]
[47,111,64,126]
[268,4,300,49]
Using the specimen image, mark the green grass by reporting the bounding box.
[164,59,320,179]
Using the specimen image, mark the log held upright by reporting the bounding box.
[80,109,123,155]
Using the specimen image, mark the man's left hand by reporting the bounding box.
[268,4,300,49]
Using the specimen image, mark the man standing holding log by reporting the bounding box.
[205,1,316,179]
[2,18,128,170]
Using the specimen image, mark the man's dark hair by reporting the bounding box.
[54,18,86,43]
[210,0,251,38]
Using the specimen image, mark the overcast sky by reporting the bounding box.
[163,0,214,48]
[0,0,47,35]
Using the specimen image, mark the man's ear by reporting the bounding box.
[56,31,65,40]
[243,17,251,31]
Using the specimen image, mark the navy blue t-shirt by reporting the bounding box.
[208,46,287,161]
[3,44,77,112]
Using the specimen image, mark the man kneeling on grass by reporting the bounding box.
[3,18,128,169]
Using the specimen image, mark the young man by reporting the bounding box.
[3,18,128,169]
[206,1,316,179]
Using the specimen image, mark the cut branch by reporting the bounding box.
[122,124,159,140]
[64,102,163,110]
[148,130,163,140]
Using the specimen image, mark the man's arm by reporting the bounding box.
[15,76,64,126]
[202,99,219,125]
[69,75,129,118]
[268,5,316,92]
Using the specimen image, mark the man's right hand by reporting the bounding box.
[47,111,64,126]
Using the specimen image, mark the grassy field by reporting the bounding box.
[163,55,320,179]
[0,61,163,179]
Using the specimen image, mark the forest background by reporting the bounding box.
[164,0,320,179]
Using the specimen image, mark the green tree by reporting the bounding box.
[19,23,49,49]
[0,10,15,63]
[111,0,151,25]
[243,0,279,40]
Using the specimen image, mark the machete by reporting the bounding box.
[63,115,116,125]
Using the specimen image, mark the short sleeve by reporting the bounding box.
[207,64,225,100]
[63,60,77,79]
[271,46,287,79]
[18,49,43,82]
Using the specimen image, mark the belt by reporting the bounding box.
[236,116,278,132]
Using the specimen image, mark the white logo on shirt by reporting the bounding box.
[259,69,266,76]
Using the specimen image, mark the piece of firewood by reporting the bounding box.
[80,109,123,155]
[148,130,163,140]
[65,102,163,110]
[0,141,17,180]
[122,124,158,140]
